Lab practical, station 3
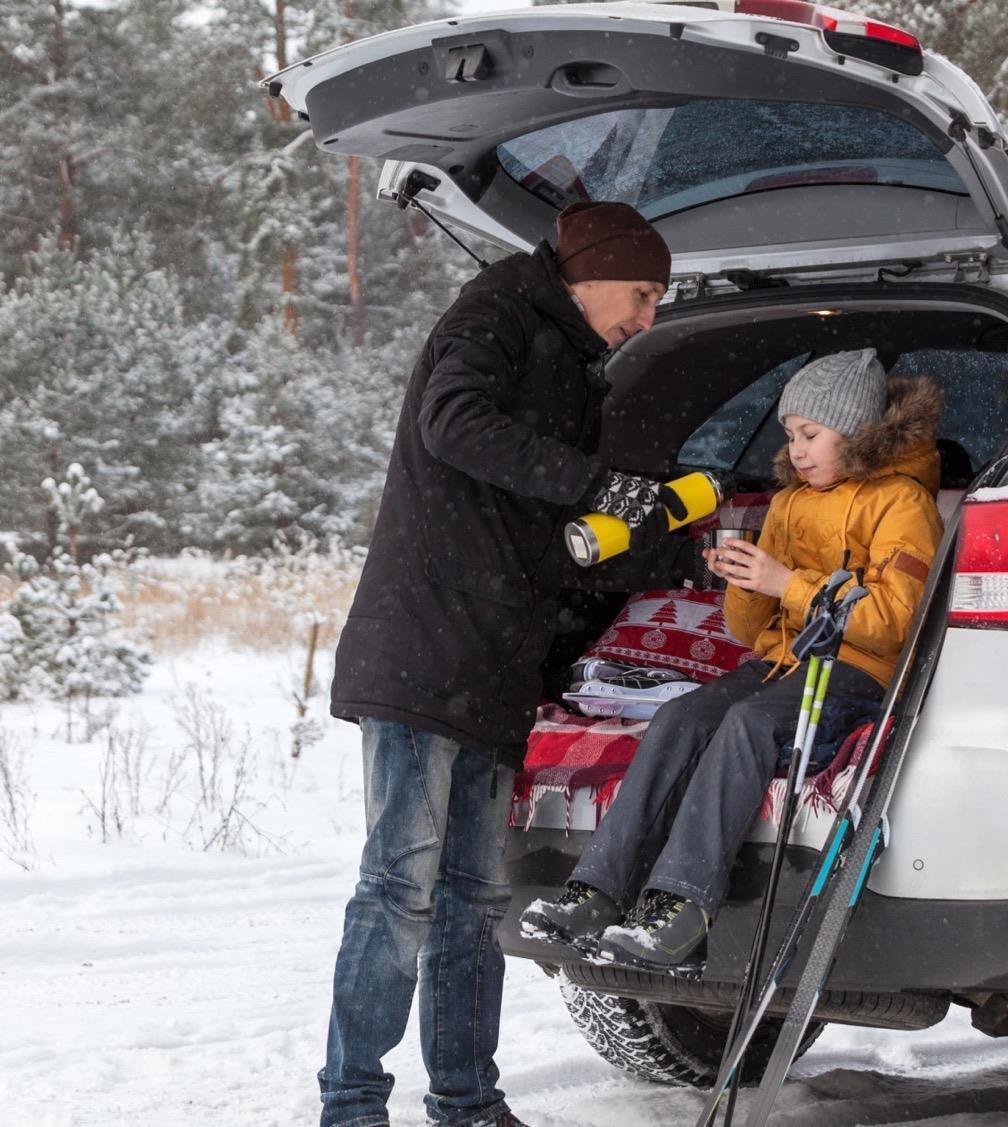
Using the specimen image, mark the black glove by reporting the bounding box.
[590,469,689,557]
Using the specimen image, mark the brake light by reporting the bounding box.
[948,497,1008,629]
[687,1,924,75]
[863,21,920,51]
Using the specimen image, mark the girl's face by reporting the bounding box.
[782,414,847,489]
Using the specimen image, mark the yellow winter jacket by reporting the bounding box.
[724,377,944,687]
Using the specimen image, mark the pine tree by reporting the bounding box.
[42,462,103,562]
[0,229,226,553]
[1,550,150,703]
[0,469,149,704]
[195,312,409,550]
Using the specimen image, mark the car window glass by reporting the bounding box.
[498,100,966,215]
[677,353,810,472]
[888,350,1008,472]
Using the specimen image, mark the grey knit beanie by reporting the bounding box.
[777,348,886,437]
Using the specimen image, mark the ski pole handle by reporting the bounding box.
[828,584,870,650]
[809,565,853,623]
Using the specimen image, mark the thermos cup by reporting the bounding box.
[564,469,733,567]
[700,527,759,590]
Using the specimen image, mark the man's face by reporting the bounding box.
[570,279,666,348]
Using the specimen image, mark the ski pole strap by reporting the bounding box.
[808,562,852,621]
[790,613,836,662]
[791,582,870,662]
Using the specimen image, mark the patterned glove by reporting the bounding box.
[590,470,689,557]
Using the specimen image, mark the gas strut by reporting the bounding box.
[395,169,489,270]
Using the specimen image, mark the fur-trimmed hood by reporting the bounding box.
[773,375,943,494]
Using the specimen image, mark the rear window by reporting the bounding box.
[678,350,1007,486]
[889,350,1008,477]
[497,99,966,215]
[678,354,808,472]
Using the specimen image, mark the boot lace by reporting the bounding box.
[556,879,597,907]
[623,889,684,931]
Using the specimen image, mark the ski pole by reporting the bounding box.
[718,654,825,1127]
[704,577,868,1127]
[717,573,849,1126]
[722,585,867,1123]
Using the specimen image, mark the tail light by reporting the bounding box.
[948,497,1008,629]
[680,1,924,75]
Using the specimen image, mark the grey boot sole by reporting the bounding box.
[594,934,707,977]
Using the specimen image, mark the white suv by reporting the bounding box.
[266,0,1008,1089]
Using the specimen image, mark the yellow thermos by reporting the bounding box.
[564,469,732,567]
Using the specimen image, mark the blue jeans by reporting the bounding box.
[319,719,515,1127]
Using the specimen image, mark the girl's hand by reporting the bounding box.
[703,538,792,599]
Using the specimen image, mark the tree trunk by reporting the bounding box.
[273,0,292,124]
[274,0,300,334]
[282,242,300,335]
[344,1,365,347]
[51,0,77,247]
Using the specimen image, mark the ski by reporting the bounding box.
[737,509,961,1127]
[696,510,961,1127]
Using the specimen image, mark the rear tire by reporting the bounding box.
[559,976,824,1087]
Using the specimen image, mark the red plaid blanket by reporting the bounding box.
[511,704,648,830]
[511,704,886,831]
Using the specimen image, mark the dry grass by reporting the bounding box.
[118,543,362,656]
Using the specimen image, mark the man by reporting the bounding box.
[320,201,675,1127]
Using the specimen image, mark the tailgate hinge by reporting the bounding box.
[669,274,710,302]
[943,251,990,283]
[947,109,972,143]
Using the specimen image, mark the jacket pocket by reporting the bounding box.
[425,555,534,610]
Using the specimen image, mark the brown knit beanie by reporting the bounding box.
[555,201,670,288]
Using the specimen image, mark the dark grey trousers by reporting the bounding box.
[570,659,883,917]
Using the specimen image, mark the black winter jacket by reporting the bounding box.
[330,244,612,767]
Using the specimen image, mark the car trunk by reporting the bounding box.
[506,285,1008,997]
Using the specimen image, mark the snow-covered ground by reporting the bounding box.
[3,648,1008,1127]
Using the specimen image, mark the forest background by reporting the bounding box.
[2,0,1007,564]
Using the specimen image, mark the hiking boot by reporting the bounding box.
[519,880,621,945]
[596,890,708,972]
[427,1110,531,1126]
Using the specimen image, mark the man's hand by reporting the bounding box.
[704,538,793,598]
[590,470,688,556]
